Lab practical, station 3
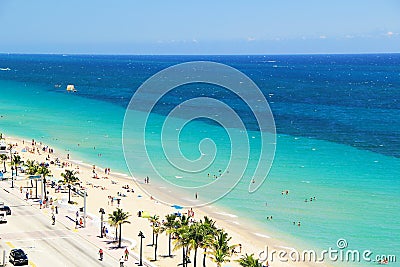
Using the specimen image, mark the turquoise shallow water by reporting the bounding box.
[1,54,400,265]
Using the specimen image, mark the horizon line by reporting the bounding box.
[1,51,399,57]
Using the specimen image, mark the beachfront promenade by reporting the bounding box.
[0,178,150,267]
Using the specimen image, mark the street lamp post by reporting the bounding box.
[99,208,105,238]
[138,231,145,266]
[10,147,13,188]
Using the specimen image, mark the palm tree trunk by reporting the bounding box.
[3,161,5,172]
[154,234,158,261]
[182,246,186,267]
[168,233,172,257]
[115,226,118,241]
[68,186,71,203]
[118,224,122,247]
[15,165,18,177]
[185,246,189,267]
[203,248,207,267]
[152,230,155,246]
[193,247,198,267]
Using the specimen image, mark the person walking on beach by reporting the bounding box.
[124,248,129,261]
[51,214,55,225]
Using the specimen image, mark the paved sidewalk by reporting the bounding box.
[3,179,155,267]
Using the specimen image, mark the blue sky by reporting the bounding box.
[0,0,399,54]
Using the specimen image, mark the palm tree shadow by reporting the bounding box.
[159,254,175,258]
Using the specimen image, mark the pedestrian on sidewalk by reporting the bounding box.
[39,199,43,209]
[102,226,106,237]
[79,217,83,228]
[124,248,129,261]
[76,210,79,219]
[75,219,79,229]
[55,205,58,214]
[99,249,103,261]
[25,190,29,200]
[119,256,124,266]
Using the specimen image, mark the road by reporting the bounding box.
[0,184,119,267]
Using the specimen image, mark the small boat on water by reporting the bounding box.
[66,84,77,92]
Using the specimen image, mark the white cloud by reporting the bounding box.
[247,37,256,42]
[319,35,327,39]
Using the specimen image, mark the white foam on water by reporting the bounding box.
[215,211,238,218]
[254,233,271,239]
[113,172,129,177]
[70,160,83,164]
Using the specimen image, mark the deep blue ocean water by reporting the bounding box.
[1,53,399,265]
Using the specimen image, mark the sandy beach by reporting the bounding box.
[1,133,328,267]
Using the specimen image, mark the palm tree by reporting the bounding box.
[11,154,22,188]
[11,154,22,177]
[199,216,217,267]
[108,213,119,241]
[173,224,191,267]
[161,213,178,257]
[0,154,7,173]
[236,254,263,267]
[25,160,39,188]
[208,230,234,267]
[171,214,191,267]
[25,160,38,175]
[148,215,160,246]
[38,166,51,199]
[25,160,38,193]
[188,222,205,267]
[61,170,79,203]
[108,208,131,248]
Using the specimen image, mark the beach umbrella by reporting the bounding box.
[171,204,183,210]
